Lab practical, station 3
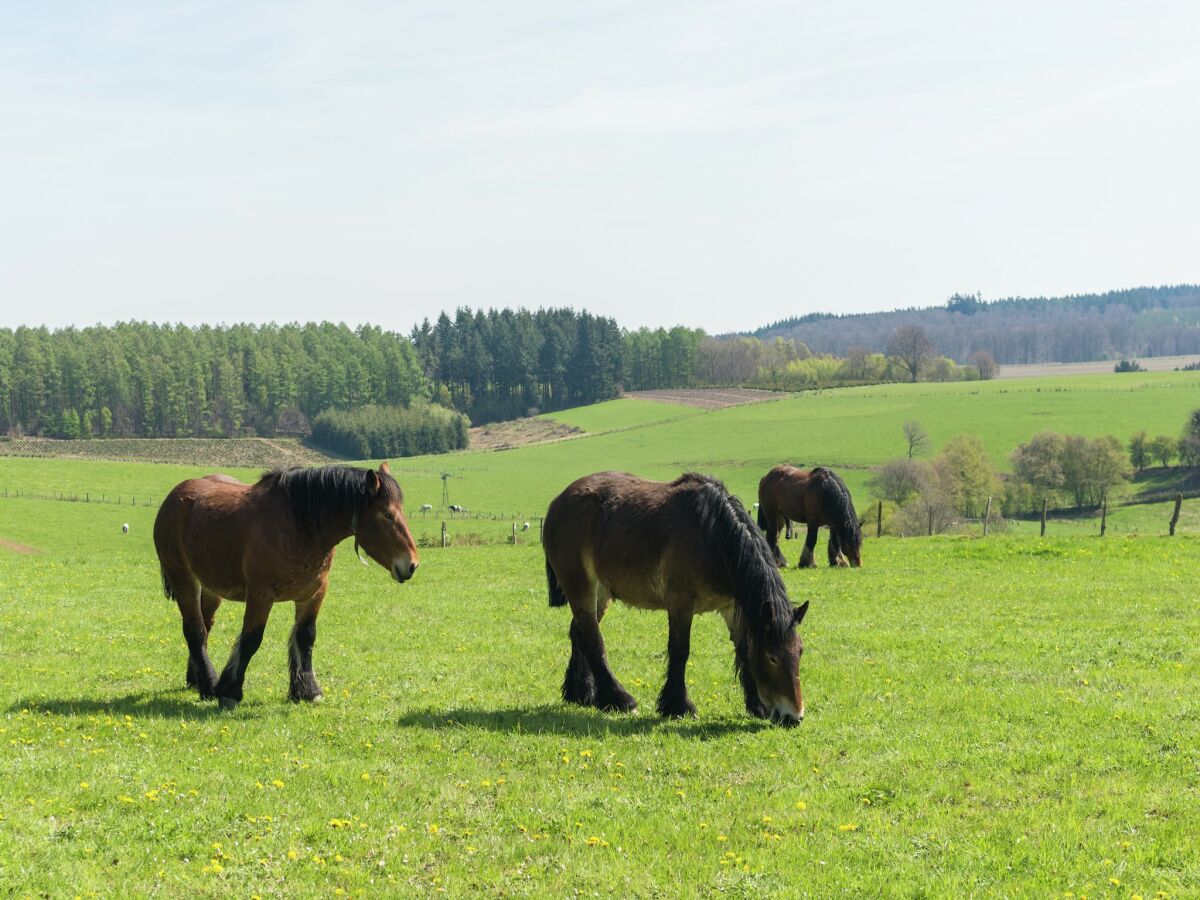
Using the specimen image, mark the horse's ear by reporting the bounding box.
[366,470,381,495]
[793,600,810,626]
[379,461,391,475]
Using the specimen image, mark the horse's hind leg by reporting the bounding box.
[562,618,597,706]
[559,570,636,713]
[798,524,819,568]
[187,589,222,689]
[657,610,697,718]
[288,593,325,703]
[763,507,788,568]
[168,572,218,698]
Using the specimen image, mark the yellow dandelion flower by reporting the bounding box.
[838,823,858,832]
[580,749,593,758]
[428,823,439,834]
[287,849,298,860]
[717,834,728,842]
[795,801,807,811]
[271,779,284,788]
[79,782,89,789]
[361,772,371,781]
[1110,879,1121,887]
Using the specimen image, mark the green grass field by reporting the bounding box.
[4,370,1199,530]
[1,498,1197,896]
[3,371,1200,895]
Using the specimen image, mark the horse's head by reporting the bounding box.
[355,462,420,583]
[842,543,862,567]
[746,600,809,726]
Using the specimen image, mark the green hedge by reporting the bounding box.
[311,403,469,458]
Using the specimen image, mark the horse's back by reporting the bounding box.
[545,472,722,607]
[154,475,257,576]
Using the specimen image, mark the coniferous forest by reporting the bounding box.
[3,285,1197,453]
[0,312,704,447]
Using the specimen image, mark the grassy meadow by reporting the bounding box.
[3,370,1200,895]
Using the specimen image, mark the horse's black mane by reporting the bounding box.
[259,465,402,536]
[679,473,795,658]
[810,466,862,551]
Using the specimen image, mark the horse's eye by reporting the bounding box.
[767,654,780,667]
[383,511,394,521]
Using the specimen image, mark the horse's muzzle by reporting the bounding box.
[770,709,802,727]
[392,560,419,583]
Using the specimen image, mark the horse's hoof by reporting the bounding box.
[599,692,638,714]
[659,700,698,719]
[218,695,240,710]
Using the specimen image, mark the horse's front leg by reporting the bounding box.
[657,609,697,718]
[288,592,325,703]
[721,607,768,718]
[215,595,273,709]
[798,524,819,568]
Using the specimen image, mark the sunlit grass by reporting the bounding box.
[1,497,1197,895]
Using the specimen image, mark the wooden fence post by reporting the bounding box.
[876,500,882,539]
[441,521,447,548]
[1170,493,1183,536]
[1100,493,1107,536]
[927,507,934,537]
[983,496,992,536]
[512,521,517,545]
[1040,497,1048,537]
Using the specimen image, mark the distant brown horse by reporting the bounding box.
[758,465,863,569]
[543,472,809,725]
[154,463,419,707]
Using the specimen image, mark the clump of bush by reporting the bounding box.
[311,402,469,459]
[1114,359,1145,373]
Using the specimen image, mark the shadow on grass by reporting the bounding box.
[8,689,240,720]
[395,703,774,739]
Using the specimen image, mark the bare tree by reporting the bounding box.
[869,457,925,504]
[969,350,998,380]
[887,325,935,382]
[903,420,929,458]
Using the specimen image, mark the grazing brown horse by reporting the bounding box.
[758,465,862,569]
[154,463,419,708]
[543,472,809,725]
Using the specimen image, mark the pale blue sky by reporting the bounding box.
[2,1,1198,334]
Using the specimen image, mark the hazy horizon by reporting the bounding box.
[4,1,1198,335]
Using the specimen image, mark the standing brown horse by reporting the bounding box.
[154,463,419,707]
[543,472,809,725]
[757,465,862,569]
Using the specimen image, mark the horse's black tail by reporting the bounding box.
[161,567,176,602]
[756,503,767,532]
[546,557,568,607]
[813,467,862,561]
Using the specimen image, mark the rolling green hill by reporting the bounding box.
[3,371,1199,527]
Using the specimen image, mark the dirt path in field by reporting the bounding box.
[997,355,1200,378]
[624,388,783,408]
[0,537,39,554]
[469,418,583,451]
